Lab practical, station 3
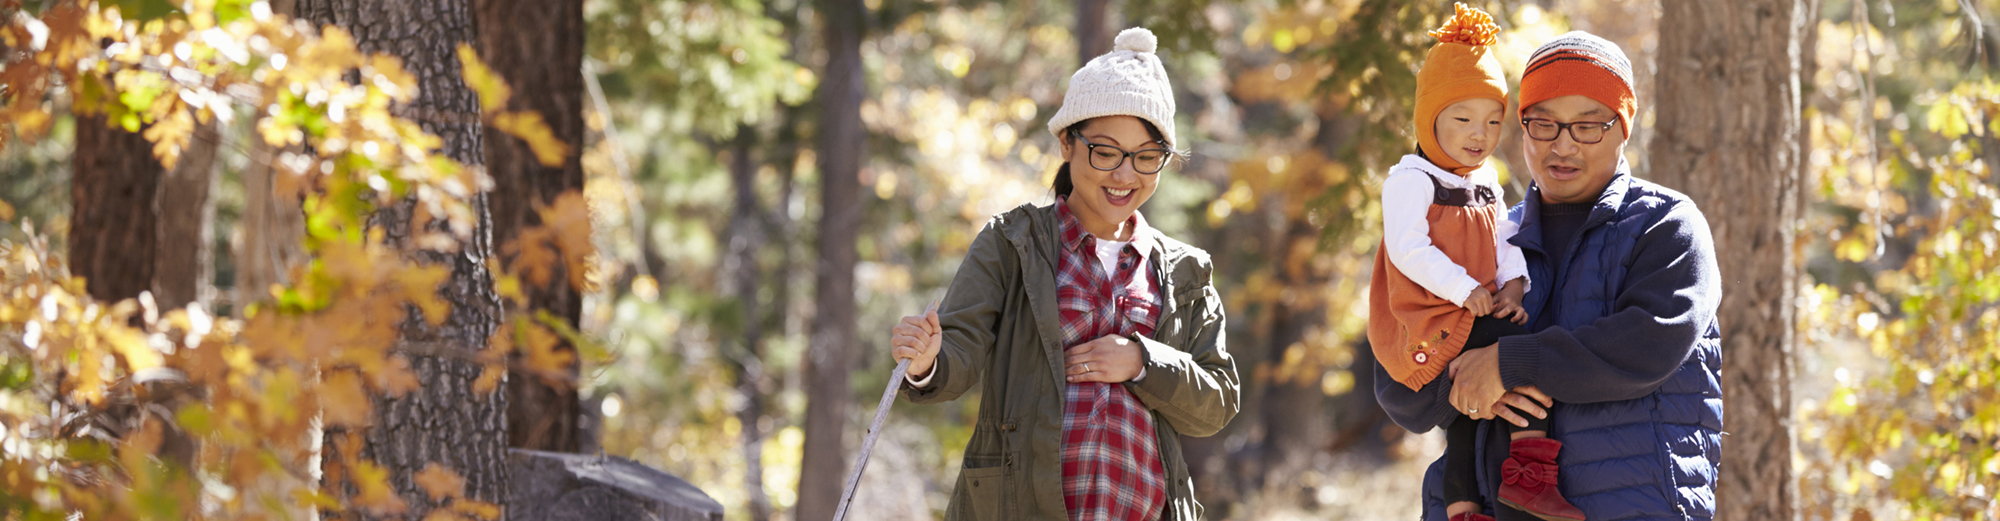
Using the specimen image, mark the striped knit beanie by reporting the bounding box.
[1520,31,1638,138]
[1414,3,1508,174]
[1047,27,1181,154]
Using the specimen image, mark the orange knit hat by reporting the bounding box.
[1518,31,1638,138]
[1414,3,1508,175]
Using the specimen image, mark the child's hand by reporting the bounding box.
[1493,278,1529,325]
[1463,286,1494,317]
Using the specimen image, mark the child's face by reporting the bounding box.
[1434,97,1506,168]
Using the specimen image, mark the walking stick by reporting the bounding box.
[830,357,911,521]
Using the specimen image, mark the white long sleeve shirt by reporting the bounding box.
[1379,154,1530,306]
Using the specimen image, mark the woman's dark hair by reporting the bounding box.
[1053,118,1169,198]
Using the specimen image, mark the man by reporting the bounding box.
[1374,31,1724,521]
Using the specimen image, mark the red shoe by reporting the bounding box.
[1497,437,1586,521]
[1449,513,1496,521]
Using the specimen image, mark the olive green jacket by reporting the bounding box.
[901,202,1240,521]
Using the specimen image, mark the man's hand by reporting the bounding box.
[1492,278,1529,325]
[1064,335,1145,383]
[1488,386,1553,428]
[1464,286,1495,317]
[889,302,943,379]
[1449,345,1507,420]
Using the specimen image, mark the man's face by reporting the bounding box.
[1521,95,1626,205]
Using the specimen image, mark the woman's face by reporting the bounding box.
[1435,97,1505,168]
[1059,115,1166,237]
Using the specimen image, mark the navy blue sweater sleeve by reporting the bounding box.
[1374,355,1460,434]
[1496,200,1721,403]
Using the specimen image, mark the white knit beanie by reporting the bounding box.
[1046,27,1182,154]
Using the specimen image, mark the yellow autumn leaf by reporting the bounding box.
[413,463,466,501]
[422,510,469,521]
[455,43,509,114]
[452,499,503,520]
[536,191,595,292]
[472,363,505,394]
[104,326,162,371]
[350,460,410,514]
[519,321,572,383]
[320,370,371,428]
[398,265,452,326]
[492,110,570,167]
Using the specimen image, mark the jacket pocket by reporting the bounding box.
[949,463,1010,521]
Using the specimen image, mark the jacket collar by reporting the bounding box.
[1002,200,1168,272]
[1512,157,1633,253]
[1056,196,1159,265]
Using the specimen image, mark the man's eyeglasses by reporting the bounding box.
[1521,117,1619,144]
[1071,130,1171,174]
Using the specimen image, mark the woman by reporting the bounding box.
[887,27,1239,521]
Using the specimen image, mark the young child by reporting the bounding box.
[1366,4,1583,521]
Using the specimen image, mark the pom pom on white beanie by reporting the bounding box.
[1046,27,1181,153]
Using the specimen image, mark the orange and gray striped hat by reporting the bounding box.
[1519,31,1637,138]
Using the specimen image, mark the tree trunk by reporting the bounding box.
[1075,0,1112,65]
[795,0,865,518]
[474,0,587,454]
[722,125,774,521]
[154,121,219,311]
[296,0,509,518]
[1255,213,1331,490]
[70,117,161,304]
[1648,1,1816,519]
[70,115,212,467]
[234,137,307,316]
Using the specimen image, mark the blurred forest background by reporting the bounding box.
[0,0,1996,520]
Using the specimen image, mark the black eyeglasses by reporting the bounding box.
[1071,130,1171,174]
[1521,117,1619,144]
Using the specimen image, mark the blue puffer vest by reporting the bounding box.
[1421,173,1724,521]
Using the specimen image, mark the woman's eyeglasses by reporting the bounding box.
[1071,130,1171,174]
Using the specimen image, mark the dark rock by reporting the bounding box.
[507,449,723,521]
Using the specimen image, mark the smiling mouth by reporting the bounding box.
[1463,147,1486,156]
[1104,187,1136,205]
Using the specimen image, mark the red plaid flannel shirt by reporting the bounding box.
[1055,198,1168,521]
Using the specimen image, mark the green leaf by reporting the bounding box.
[104,0,180,22]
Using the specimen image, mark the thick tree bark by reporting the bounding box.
[297,0,508,518]
[795,0,865,519]
[70,117,161,304]
[474,0,586,454]
[70,115,212,467]
[1648,1,1817,519]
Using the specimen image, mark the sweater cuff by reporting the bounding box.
[1497,334,1541,390]
[1443,276,1479,307]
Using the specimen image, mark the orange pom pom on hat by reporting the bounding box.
[1414,3,1509,175]
[1519,30,1638,138]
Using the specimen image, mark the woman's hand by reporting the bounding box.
[1065,334,1145,383]
[890,302,943,379]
